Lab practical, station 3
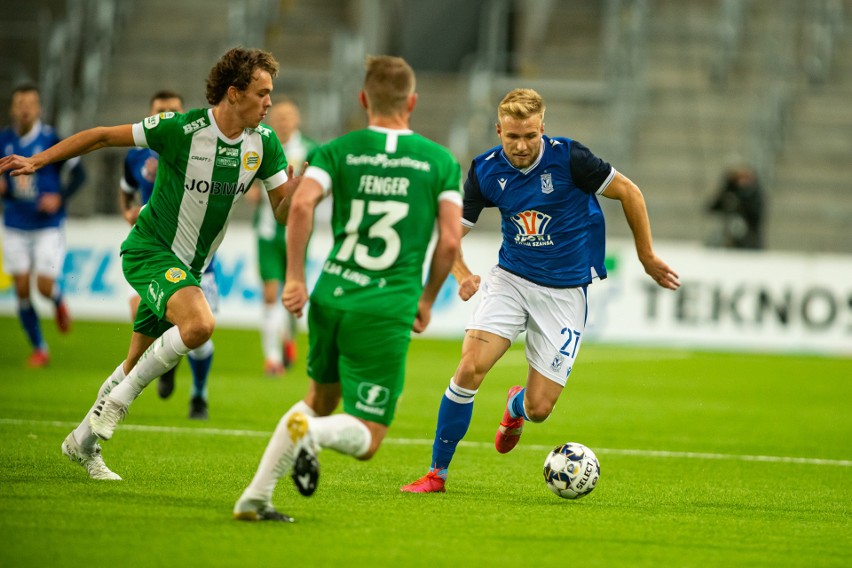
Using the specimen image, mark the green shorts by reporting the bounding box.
[122,248,200,337]
[307,301,412,426]
[257,237,286,282]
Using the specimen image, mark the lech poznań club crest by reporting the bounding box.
[541,172,554,194]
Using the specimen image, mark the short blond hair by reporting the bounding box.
[497,88,546,122]
[363,55,416,116]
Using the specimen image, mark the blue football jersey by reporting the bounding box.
[463,136,614,287]
[121,147,158,205]
[1,121,67,230]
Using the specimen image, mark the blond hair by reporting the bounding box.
[497,88,546,122]
[363,55,416,116]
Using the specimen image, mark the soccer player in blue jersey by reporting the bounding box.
[119,90,217,419]
[0,84,85,367]
[401,88,680,493]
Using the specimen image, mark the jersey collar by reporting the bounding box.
[207,108,245,145]
[500,136,546,175]
[17,120,44,147]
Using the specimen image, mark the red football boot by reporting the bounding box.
[495,385,524,454]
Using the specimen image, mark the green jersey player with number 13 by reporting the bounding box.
[235,55,463,522]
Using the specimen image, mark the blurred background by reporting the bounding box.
[2,0,850,254]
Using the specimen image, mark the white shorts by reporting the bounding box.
[126,266,219,313]
[1,226,65,279]
[467,266,588,386]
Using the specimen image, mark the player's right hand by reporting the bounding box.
[0,154,37,177]
[458,274,481,301]
[282,280,309,317]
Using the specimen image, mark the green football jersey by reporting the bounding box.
[305,126,462,323]
[123,108,288,273]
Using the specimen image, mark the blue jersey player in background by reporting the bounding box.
[118,90,217,420]
[402,88,681,493]
[0,84,85,367]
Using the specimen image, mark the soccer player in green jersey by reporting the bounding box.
[234,55,463,522]
[0,47,300,481]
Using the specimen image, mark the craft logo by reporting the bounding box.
[165,267,186,283]
[242,151,260,171]
[541,172,554,194]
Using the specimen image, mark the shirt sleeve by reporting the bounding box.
[461,162,489,228]
[257,128,290,190]
[569,141,615,195]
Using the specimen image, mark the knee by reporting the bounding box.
[525,399,555,423]
[180,315,215,349]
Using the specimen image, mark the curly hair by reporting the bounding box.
[205,47,279,105]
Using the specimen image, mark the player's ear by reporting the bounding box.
[406,92,417,113]
[358,91,368,110]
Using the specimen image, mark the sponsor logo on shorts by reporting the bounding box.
[147,280,165,311]
[165,267,186,283]
[355,382,389,417]
[242,151,260,171]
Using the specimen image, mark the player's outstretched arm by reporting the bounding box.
[0,125,134,177]
[602,172,680,290]
[413,200,462,333]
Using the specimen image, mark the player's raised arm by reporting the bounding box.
[0,125,135,177]
[601,172,680,290]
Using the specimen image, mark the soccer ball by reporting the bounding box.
[543,442,600,499]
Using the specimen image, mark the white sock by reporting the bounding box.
[188,338,214,360]
[238,400,317,506]
[309,414,371,458]
[109,327,190,406]
[73,363,126,450]
[261,303,284,363]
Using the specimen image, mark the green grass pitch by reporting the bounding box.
[1,317,850,566]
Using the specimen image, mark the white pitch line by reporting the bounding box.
[3,418,851,468]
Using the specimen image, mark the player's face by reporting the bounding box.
[235,69,274,129]
[10,91,41,134]
[149,97,184,115]
[497,114,544,169]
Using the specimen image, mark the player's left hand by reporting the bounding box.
[642,255,680,290]
[37,192,62,214]
[0,154,38,177]
[282,280,309,318]
[412,298,432,333]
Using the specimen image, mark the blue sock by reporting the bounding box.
[431,380,477,474]
[509,388,529,420]
[188,341,213,399]
[18,299,44,351]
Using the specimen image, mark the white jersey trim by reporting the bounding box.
[305,165,333,197]
[439,190,463,207]
[132,122,149,148]
[262,170,288,191]
[596,167,616,195]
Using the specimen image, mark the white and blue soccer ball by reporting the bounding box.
[543,442,600,499]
